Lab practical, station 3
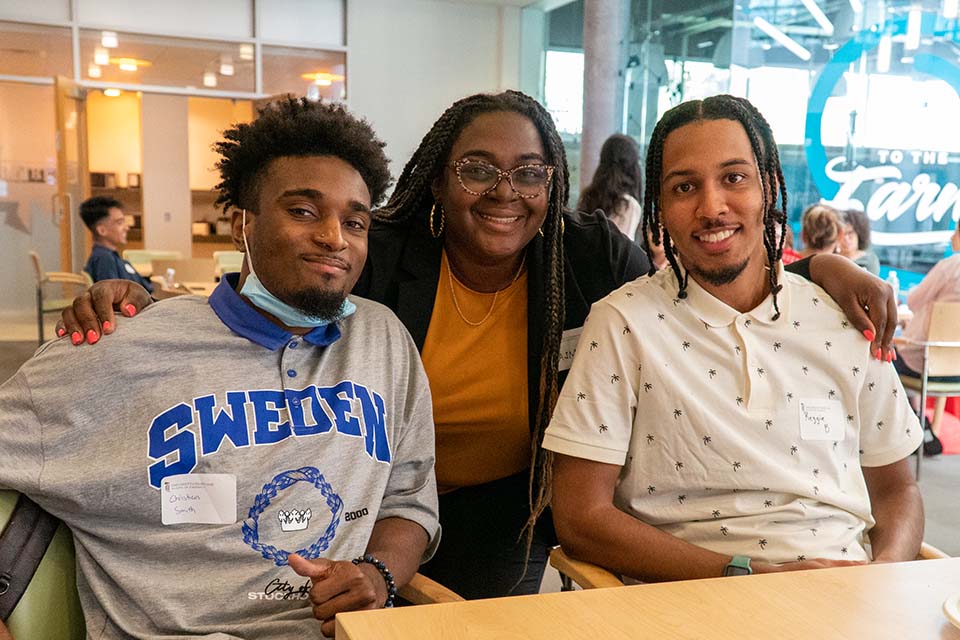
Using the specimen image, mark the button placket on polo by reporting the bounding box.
[737,315,773,413]
[280,339,304,396]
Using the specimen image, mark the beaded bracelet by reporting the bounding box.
[352,554,397,608]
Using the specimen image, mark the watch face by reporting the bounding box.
[723,565,752,577]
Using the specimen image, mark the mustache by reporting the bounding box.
[302,255,351,271]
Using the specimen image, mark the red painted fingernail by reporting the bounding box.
[124,303,136,317]
[71,332,83,345]
[863,329,875,342]
[86,330,99,344]
[892,351,898,361]
[885,351,893,362]
[874,348,882,359]
[102,320,112,332]
[56,327,66,337]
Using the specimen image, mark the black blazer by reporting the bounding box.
[353,209,652,436]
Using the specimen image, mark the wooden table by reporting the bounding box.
[336,558,960,639]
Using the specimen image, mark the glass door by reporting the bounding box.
[54,76,90,272]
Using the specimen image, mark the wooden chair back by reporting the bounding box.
[926,302,960,377]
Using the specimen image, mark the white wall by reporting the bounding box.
[346,0,522,187]
[141,94,192,256]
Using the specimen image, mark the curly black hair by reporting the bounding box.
[641,94,788,320]
[214,97,392,212]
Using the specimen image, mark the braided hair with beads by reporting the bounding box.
[640,94,789,320]
[376,90,569,554]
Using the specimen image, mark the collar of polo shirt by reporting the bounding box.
[679,262,792,328]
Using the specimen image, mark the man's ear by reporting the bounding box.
[231,209,247,252]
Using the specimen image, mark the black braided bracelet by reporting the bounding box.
[352,554,397,608]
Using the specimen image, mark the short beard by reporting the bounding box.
[689,257,750,286]
[285,286,348,321]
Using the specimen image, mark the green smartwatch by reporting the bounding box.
[723,555,753,576]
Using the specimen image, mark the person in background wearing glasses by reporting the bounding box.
[838,209,881,275]
[79,195,154,294]
[57,90,902,600]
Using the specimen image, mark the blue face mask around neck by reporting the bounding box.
[237,209,356,328]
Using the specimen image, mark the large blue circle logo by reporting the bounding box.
[804,12,960,246]
[242,466,344,567]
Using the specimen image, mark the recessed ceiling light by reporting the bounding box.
[103,88,121,97]
[101,31,118,48]
[88,64,102,78]
[203,71,217,88]
[239,44,254,61]
[94,48,109,65]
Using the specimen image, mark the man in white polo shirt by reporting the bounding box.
[544,95,923,581]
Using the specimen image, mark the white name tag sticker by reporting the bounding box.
[798,399,845,441]
[124,263,136,275]
[558,327,584,372]
[161,473,237,525]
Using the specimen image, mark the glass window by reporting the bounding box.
[79,30,256,93]
[542,0,960,278]
[261,46,346,101]
[0,21,72,78]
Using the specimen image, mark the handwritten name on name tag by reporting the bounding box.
[798,399,845,442]
[161,473,237,525]
[558,327,584,372]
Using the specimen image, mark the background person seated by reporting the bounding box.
[839,209,881,275]
[79,196,153,293]
[546,95,923,584]
[799,203,841,257]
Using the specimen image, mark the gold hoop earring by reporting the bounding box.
[430,202,445,239]
[538,226,544,237]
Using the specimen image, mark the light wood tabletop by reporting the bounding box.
[335,558,960,639]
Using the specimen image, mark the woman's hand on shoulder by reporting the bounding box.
[55,279,153,345]
[807,253,896,361]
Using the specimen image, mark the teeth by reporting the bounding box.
[700,229,735,243]
[477,213,521,224]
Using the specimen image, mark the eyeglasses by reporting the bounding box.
[449,158,555,199]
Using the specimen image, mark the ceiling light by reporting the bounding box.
[103,88,121,97]
[101,31,118,48]
[109,57,152,72]
[877,34,892,73]
[800,0,834,36]
[300,71,345,85]
[220,57,234,76]
[696,40,714,49]
[823,42,840,50]
[848,0,863,12]
[239,44,254,61]
[88,64,101,78]
[94,48,109,65]
[946,0,959,19]
[752,16,812,61]
[905,8,922,51]
[203,71,217,88]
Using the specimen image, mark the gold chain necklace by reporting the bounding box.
[446,253,526,327]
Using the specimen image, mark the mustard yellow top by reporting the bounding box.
[421,251,530,493]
